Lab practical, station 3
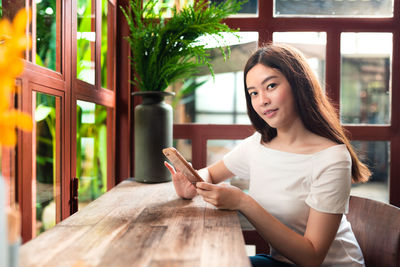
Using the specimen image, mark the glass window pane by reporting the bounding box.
[340,33,391,125]
[173,139,192,162]
[145,0,257,17]
[34,93,60,235]
[35,0,58,71]
[196,73,235,113]
[143,0,194,17]
[170,32,258,125]
[77,0,95,84]
[350,141,389,203]
[76,100,107,209]
[101,0,108,89]
[211,0,258,17]
[207,139,248,192]
[207,139,238,165]
[273,32,326,91]
[274,0,393,17]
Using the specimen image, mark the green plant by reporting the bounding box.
[76,0,109,87]
[35,0,57,70]
[77,0,94,83]
[121,0,246,92]
[76,104,108,202]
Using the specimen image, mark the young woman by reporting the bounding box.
[165,43,370,266]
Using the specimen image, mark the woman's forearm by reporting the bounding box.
[197,168,213,183]
[199,160,235,185]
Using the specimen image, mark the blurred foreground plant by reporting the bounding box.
[0,9,32,146]
[1,8,32,267]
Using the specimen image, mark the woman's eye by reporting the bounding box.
[267,83,277,90]
[249,91,257,97]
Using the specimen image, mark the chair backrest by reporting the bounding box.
[347,195,400,267]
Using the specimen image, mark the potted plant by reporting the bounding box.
[121,0,246,183]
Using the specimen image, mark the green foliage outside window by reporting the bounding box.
[77,0,94,84]
[76,102,108,204]
[36,0,56,70]
[35,93,56,234]
[101,0,108,88]
[77,0,109,87]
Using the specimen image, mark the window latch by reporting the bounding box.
[70,177,79,214]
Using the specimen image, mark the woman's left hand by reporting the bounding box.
[195,182,245,210]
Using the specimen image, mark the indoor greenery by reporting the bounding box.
[121,0,246,92]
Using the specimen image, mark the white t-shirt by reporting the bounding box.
[223,132,365,267]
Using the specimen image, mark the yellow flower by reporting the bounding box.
[0,9,33,147]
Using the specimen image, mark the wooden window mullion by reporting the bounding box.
[21,89,35,241]
[30,0,37,64]
[107,107,115,189]
[56,0,62,73]
[325,31,341,108]
[55,96,62,223]
[389,27,400,206]
[95,0,102,89]
[108,2,116,91]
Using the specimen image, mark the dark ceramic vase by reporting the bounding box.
[132,91,174,183]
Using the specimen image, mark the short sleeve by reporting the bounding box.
[223,133,258,179]
[305,145,352,214]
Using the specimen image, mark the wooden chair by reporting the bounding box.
[242,195,400,266]
[346,195,400,267]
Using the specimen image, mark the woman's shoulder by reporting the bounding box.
[242,131,262,145]
[308,134,337,150]
[314,143,350,159]
[227,131,260,155]
[307,135,350,161]
[312,146,351,169]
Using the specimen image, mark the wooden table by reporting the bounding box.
[19,179,251,267]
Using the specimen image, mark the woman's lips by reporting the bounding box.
[263,108,278,118]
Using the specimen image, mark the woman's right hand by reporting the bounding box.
[164,161,197,199]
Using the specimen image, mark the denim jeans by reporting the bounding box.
[250,254,295,267]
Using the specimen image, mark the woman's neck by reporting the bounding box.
[274,118,310,146]
[264,118,337,154]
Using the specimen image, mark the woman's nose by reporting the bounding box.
[259,91,270,106]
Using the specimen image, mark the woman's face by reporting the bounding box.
[246,64,299,130]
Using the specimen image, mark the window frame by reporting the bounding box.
[0,0,117,242]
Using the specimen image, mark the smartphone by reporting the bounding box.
[162,147,204,184]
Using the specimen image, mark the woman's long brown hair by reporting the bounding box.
[243,43,370,183]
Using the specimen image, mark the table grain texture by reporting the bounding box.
[19,179,251,267]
